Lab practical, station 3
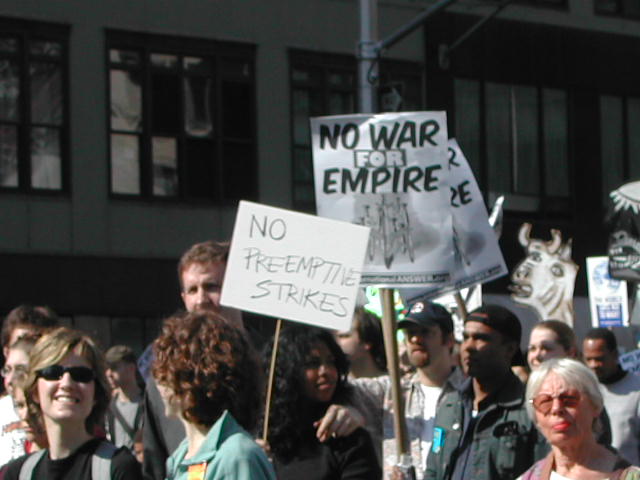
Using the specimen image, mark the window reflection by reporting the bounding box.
[31,127,61,189]
[0,125,17,187]
[110,70,142,132]
[152,136,178,196]
[30,62,63,125]
[111,133,140,194]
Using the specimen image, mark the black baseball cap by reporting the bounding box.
[397,301,453,335]
[465,304,521,344]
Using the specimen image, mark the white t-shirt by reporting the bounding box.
[419,384,442,456]
[0,394,25,467]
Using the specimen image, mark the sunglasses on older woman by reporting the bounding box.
[36,365,95,383]
[530,391,581,414]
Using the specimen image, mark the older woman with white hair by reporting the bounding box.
[519,358,640,480]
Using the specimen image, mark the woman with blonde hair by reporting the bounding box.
[2,327,140,479]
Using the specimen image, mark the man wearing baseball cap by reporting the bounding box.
[425,304,544,480]
[336,300,465,480]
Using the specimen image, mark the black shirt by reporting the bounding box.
[274,428,381,480]
[2,438,140,480]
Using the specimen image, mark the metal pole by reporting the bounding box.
[358,0,378,113]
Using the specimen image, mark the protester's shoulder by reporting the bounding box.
[214,433,275,479]
[621,465,640,480]
[621,371,640,390]
[111,446,142,479]
[1,452,31,480]
[351,374,391,398]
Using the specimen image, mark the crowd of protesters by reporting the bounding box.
[1,240,640,479]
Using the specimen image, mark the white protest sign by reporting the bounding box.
[620,349,640,373]
[311,111,453,287]
[398,139,507,300]
[220,201,370,331]
[587,256,629,328]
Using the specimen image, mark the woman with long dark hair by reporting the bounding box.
[262,324,381,479]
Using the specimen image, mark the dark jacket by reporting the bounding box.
[425,372,545,480]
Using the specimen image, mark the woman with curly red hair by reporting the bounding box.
[152,310,275,480]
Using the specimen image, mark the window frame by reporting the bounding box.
[106,29,258,204]
[595,0,640,20]
[288,49,424,212]
[453,76,573,217]
[0,16,70,195]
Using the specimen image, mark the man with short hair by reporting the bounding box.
[583,327,640,465]
[346,301,464,480]
[142,241,243,480]
[335,307,387,378]
[105,345,144,453]
[425,304,543,480]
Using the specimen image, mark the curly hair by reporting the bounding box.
[152,310,261,431]
[260,325,351,461]
[177,241,229,289]
[25,327,111,435]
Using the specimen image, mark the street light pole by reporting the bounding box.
[358,0,378,114]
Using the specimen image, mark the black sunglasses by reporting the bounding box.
[36,365,95,383]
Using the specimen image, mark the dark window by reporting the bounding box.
[519,0,568,6]
[600,94,640,203]
[107,31,257,202]
[596,0,640,18]
[0,18,69,192]
[454,78,570,214]
[289,50,423,212]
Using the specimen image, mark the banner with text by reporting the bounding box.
[220,201,370,331]
[311,111,452,287]
[587,256,629,327]
[403,139,507,299]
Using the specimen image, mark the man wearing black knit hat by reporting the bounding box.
[425,304,545,480]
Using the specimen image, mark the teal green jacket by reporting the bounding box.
[165,411,276,480]
[425,372,546,480]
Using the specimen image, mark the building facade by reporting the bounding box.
[0,0,638,349]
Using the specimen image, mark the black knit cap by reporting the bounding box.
[397,301,453,335]
[465,304,521,344]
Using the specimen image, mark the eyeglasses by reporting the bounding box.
[530,391,581,414]
[36,365,95,383]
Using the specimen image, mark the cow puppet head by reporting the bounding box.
[510,223,578,325]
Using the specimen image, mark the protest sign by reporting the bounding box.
[220,201,370,331]
[620,349,640,373]
[311,111,452,287]
[396,139,507,301]
[587,256,629,328]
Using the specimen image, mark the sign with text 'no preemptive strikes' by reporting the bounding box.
[311,111,453,287]
[220,201,370,331]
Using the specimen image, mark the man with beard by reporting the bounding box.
[425,305,543,480]
[341,301,465,480]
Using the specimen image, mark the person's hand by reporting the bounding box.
[389,465,416,480]
[255,438,273,462]
[314,404,365,442]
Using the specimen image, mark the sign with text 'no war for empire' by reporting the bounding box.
[220,201,370,331]
[311,111,453,287]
